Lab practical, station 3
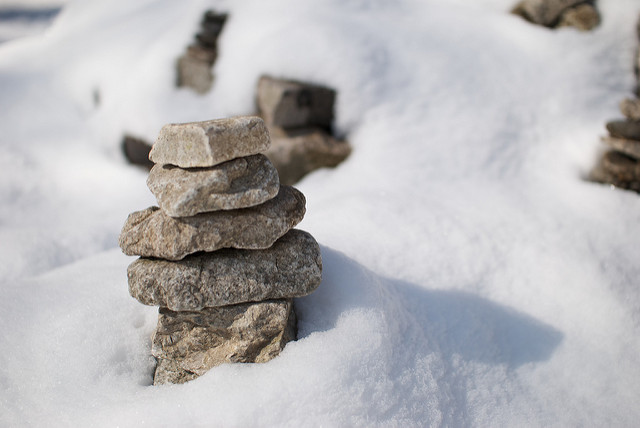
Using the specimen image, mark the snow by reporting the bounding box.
[1,0,640,426]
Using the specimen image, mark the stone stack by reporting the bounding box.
[176,10,227,94]
[118,116,322,385]
[590,15,640,193]
[257,75,351,185]
[511,0,600,31]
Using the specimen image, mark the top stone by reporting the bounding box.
[149,116,271,168]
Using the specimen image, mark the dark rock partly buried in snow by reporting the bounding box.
[257,76,336,130]
[122,134,153,169]
[119,185,305,260]
[127,229,323,311]
[152,299,296,385]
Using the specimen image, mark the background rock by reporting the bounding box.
[121,134,153,170]
[119,185,305,260]
[602,136,640,160]
[152,299,296,385]
[606,120,640,141]
[557,3,600,31]
[147,154,279,217]
[127,229,322,311]
[149,116,270,168]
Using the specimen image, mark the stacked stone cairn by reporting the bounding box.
[176,10,227,94]
[118,116,322,385]
[511,0,600,31]
[590,15,640,193]
[257,75,351,185]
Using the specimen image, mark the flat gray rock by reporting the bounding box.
[128,229,322,311]
[265,126,351,185]
[620,98,640,121]
[606,120,640,141]
[149,116,270,168]
[152,299,296,385]
[257,76,335,129]
[119,185,306,260]
[511,0,588,27]
[147,154,280,217]
[602,136,640,161]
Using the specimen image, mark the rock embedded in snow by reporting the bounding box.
[121,134,153,170]
[127,229,322,311]
[606,120,640,141]
[149,116,270,168]
[147,154,279,217]
[119,185,306,260]
[266,127,352,185]
[257,76,336,130]
[152,299,296,385]
[511,0,599,30]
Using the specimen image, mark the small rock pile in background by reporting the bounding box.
[119,116,322,385]
[511,0,600,31]
[590,14,640,193]
[176,10,227,94]
[257,75,351,185]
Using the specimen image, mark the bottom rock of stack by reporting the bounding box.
[591,151,640,193]
[152,299,297,385]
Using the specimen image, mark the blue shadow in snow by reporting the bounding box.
[297,246,563,369]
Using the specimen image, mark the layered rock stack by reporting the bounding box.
[511,0,600,31]
[118,116,322,384]
[257,76,351,185]
[176,10,227,94]
[590,15,640,193]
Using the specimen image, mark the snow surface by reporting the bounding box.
[1,0,640,426]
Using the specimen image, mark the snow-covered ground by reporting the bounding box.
[1,0,639,426]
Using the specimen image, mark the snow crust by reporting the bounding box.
[1,0,640,426]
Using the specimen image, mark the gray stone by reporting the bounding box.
[176,51,214,94]
[557,3,600,31]
[128,229,322,311]
[149,116,271,168]
[511,0,590,27]
[602,136,640,161]
[606,120,640,141]
[265,127,351,185]
[257,76,335,130]
[152,299,296,385]
[119,186,306,260]
[147,154,279,217]
[620,98,640,121]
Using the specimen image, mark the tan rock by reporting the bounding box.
[602,136,640,161]
[147,154,279,217]
[557,4,600,31]
[152,299,296,385]
[591,151,640,193]
[511,0,589,27]
[128,229,322,311]
[119,186,306,260]
[265,127,351,185]
[149,116,270,168]
[620,98,640,121]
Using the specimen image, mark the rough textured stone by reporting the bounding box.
[557,3,600,31]
[122,134,153,170]
[606,120,640,141]
[147,154,279,217]
[511,0,590,27]
[620,98,640,121]
[149,116,271,168]
[265,126,351,185]
[257,76,335,130]
[602,136,640,160]
[152,299,296,385]
[119,186,305,260]
[128,229,322,311]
